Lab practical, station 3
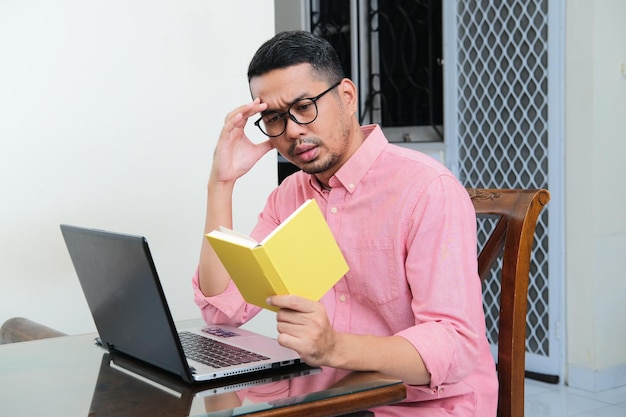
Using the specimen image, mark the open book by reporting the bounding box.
[206,199,349,311]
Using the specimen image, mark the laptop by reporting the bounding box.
[60,224,303,384]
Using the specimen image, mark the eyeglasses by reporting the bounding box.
[254,81,341,137]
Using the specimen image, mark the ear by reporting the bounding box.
[338,78,358,114]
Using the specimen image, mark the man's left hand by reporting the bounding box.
[267,295,336,367]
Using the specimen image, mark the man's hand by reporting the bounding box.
[211,98,273,184]
[267,295,338,367]
[267,294,431,385]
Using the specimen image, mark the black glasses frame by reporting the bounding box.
[254,81,342,137]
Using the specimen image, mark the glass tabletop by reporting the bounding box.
[0,332,404,417]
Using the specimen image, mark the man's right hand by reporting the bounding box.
[211,98,273,184]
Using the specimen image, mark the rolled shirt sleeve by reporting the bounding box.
[192,267,262,326]
[395,175,486,389]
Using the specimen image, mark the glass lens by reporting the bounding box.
[258,98,319,137]
[260,112,285,136]
[289,99,318,124]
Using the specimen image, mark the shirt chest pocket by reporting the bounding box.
[344,237,399,306]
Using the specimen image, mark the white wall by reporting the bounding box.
[0,0,278,336]
[565,0,626,391]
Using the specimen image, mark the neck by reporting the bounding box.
[316,177,331,190]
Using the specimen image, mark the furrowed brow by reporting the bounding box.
[261,92,310,114]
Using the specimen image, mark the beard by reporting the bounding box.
[289,115,352,175]
[300,151,340,174]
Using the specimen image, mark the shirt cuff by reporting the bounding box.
[396,321,458,389]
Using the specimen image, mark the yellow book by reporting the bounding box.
[206,199,349,312]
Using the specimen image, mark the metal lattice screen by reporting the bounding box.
[455,0,551,359]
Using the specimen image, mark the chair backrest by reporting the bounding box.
[0,317,67,344]
[467,188,550,417]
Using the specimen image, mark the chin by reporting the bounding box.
[302,164,329,175]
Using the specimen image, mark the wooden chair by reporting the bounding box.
[467,188,550,417]
[0,317,67,344]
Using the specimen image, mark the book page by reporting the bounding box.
[207,228,259,248]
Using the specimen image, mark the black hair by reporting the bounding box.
[247,30,345,83]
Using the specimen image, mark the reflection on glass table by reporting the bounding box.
[91,351,404,417]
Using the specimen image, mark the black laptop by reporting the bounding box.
[60,224,302,384]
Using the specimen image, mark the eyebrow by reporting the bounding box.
[260,91,311,115]
[259,108,284,117]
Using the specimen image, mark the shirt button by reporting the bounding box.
[348,183,355,189]
[339,295,346,302]
[330,207,338,214]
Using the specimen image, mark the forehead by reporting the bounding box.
[249,63,327,106]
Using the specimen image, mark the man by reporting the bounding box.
[193,30,498,416]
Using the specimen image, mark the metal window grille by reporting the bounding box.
[454,0,552,364]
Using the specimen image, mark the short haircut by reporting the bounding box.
[247,30,345,84]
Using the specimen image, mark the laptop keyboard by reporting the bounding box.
[179,331,269,369]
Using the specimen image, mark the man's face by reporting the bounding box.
[249,63,360,183]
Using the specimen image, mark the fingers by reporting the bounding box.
[269,296,323,334]
[275,315,334,365]
[266,294,316,313]
[223,98,267,130]
[268,296,333,365]
[217,99,268,156]
[210,98,272,183]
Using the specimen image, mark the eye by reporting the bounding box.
[262,112,283,125]
[294,100,313,112]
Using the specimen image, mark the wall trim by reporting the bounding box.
[568,364,626,392]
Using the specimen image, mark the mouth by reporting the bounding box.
[292,143,319,163]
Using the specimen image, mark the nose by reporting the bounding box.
[283,115,308,140]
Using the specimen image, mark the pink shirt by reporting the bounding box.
[193,125,498,416]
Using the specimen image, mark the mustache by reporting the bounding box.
[287,137,321,158]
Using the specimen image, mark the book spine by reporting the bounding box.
[251,247,289,295]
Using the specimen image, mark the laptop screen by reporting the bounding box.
[60,225,193,382]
